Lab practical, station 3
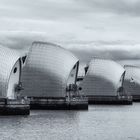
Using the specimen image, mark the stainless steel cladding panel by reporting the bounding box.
[0,45,20,98]
[81,59,125,96]
[21,42,79,97]
[124,66,140,95]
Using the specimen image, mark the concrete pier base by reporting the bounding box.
[0,98,30,115]
[88,95,133,105]
[29,97,88,110]
[132,95,140,102]
[68,97,88,110]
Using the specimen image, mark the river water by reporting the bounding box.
[0,103,140,140]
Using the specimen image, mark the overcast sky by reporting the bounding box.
[0,0,140,64]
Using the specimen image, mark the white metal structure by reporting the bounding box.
[0,45,21,99]
[124,65,140,96]
[81,58,125,96]
[21,41,79,97]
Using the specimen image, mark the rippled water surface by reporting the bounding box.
[0,103,140,140]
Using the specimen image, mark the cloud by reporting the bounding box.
[0,31,139,63]
[0,0,140,62]
[78,0,140,16]
[0,0,87,20]
[117,59,140,67]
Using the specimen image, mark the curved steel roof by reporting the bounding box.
[21,41,79,97]
[124,65,140,95]
[81,58,125,96]
[0,45,21,98]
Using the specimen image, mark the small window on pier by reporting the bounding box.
[13,67,17,73]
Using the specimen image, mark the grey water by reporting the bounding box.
[0,104,140,140]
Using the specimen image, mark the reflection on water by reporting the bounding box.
[0,103,140,140]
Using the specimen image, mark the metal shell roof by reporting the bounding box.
[0,45,21,98]
[21,41,79,97]
[81,58,125,96]
[124,65,140,95]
